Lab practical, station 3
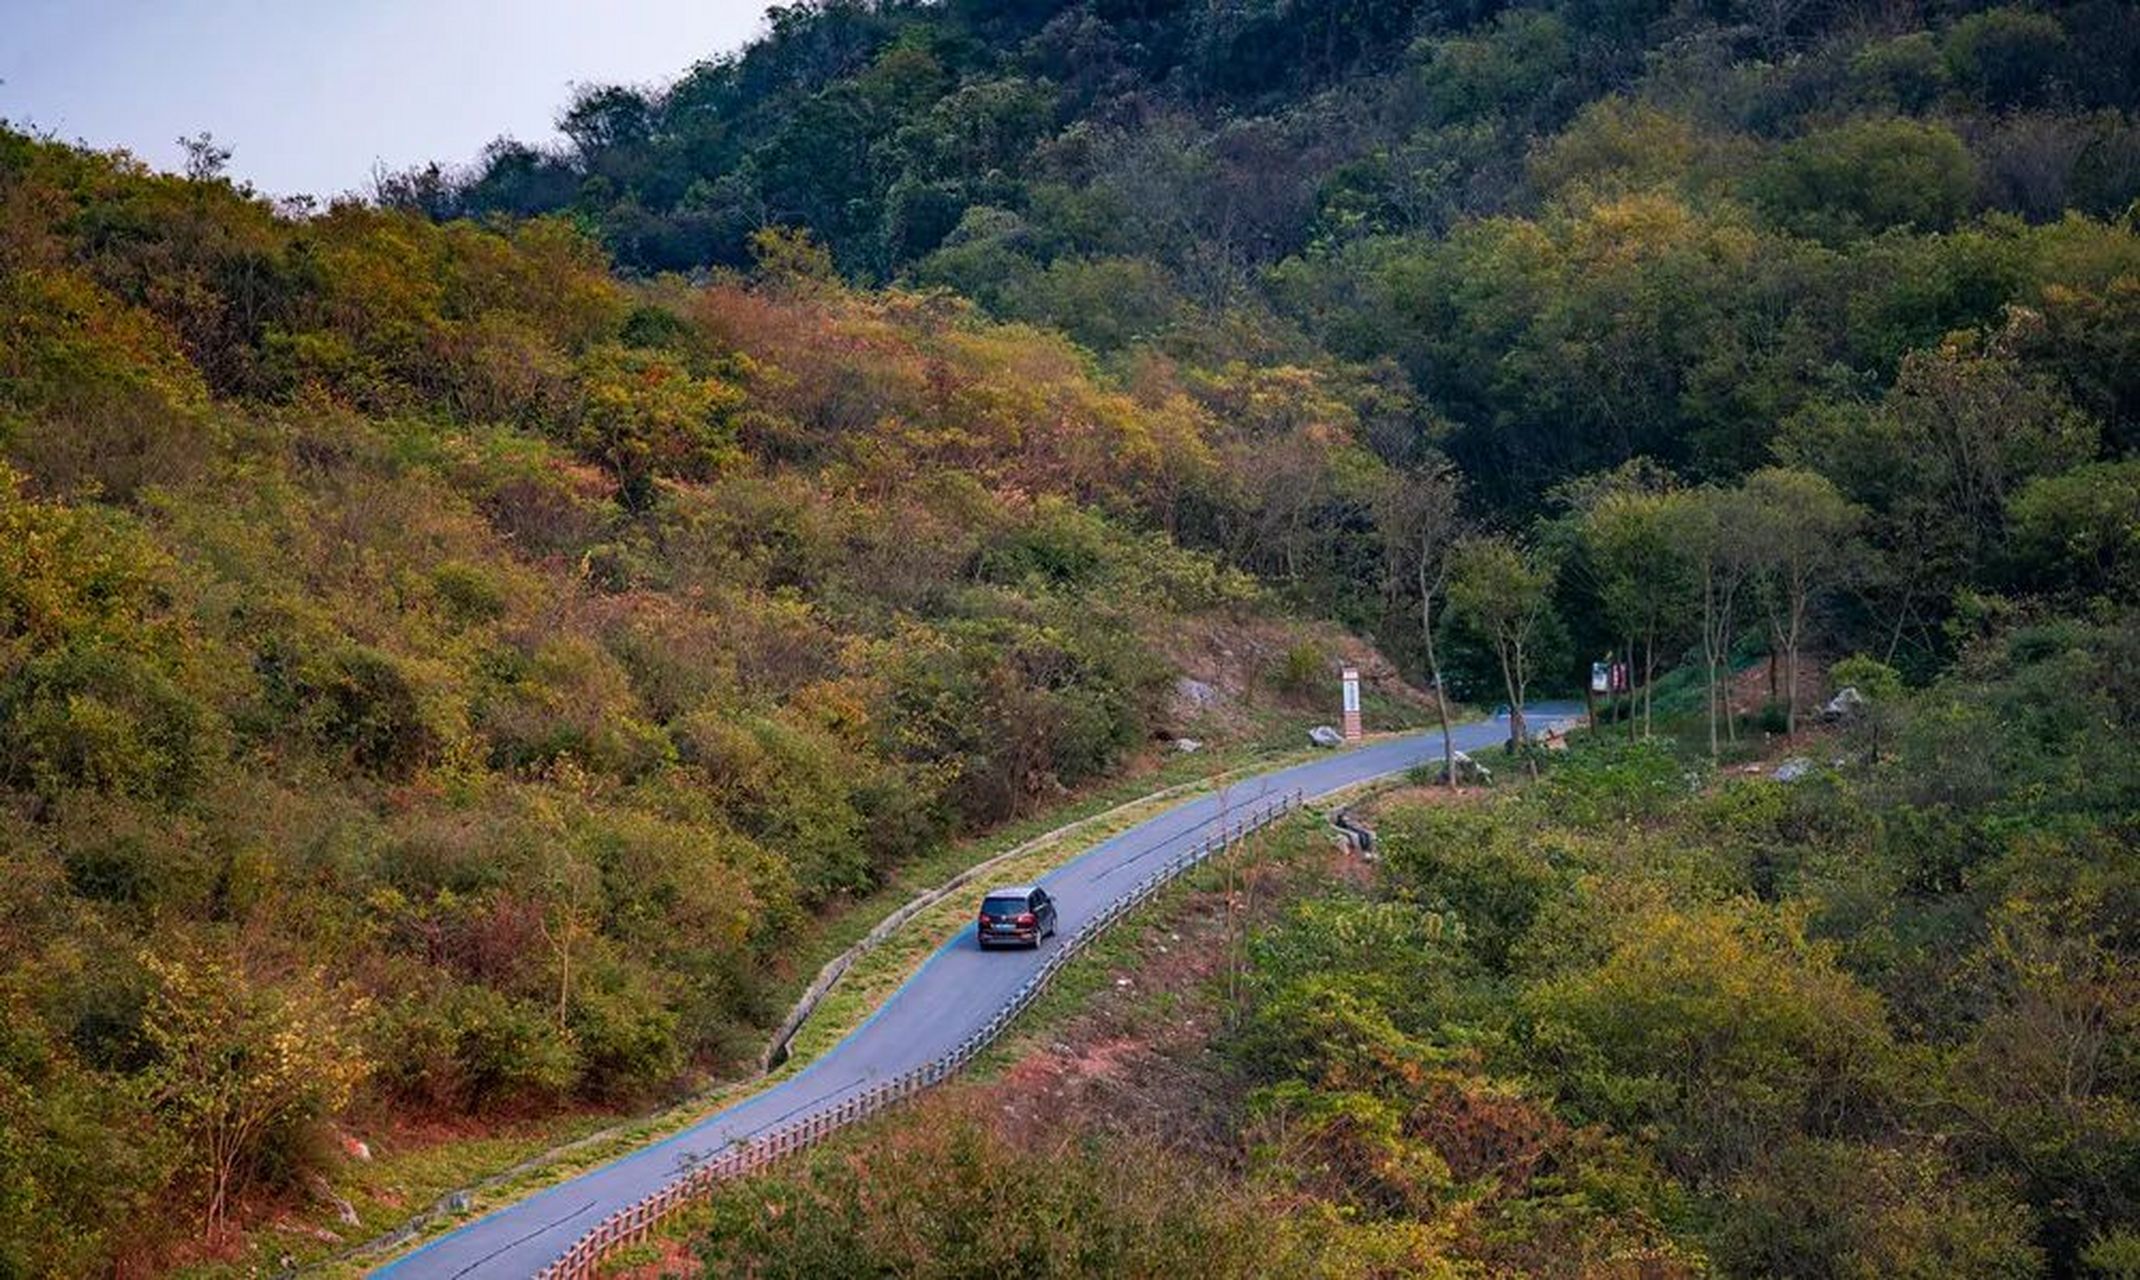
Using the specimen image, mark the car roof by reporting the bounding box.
[984,885,1038,897]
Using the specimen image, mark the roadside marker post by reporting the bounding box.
[1341,667,1362,741]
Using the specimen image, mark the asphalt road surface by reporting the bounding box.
[377,705,1578,1279]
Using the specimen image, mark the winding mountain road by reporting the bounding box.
[376,706,1578,1279]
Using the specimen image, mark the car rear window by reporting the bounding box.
[981,896,1029,915]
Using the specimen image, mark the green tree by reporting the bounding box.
[1751,118,1976,244]
[1744,468,1861,737]
[1672,485,1761,757]
[1377,459,1470,787]
[1559,464,1690,739]
[1782,339,2097,665]
[1448,535,1557,749]
[2008,460,2140,601]
[1944,7,2070,109]
[139,952,370,1234]
[1879,341,2098,573]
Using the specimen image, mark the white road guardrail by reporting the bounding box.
[534,788,1303,1280]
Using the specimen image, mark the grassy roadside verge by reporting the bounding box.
[592,803,1364,1277]
[777,746,1336,1067]
[960,807,1338,1081]
[299,728,1392,1278]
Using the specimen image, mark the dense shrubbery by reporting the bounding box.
[6,0,2140,1268]
[0,130,1318,1264]
[691,1096,1292,1280]
[371,0,2140,677]
[1225,615,2140,1275]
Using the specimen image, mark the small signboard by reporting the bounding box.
[1591,661,1611,694]
[1340,667,1362,741]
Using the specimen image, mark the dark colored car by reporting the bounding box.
[976,885,1057,949]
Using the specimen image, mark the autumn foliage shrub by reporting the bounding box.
[693,1095,1294,1280]
[1377,804,1561,972]
[371,982,576,1115]
[0,129,1310,1263]
[1526,736,1695,826]
[1714,1137,2042,1279]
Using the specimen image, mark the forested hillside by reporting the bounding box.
[0,129,1400,1271]
[393,0,2140,577]
[5,0,2140,1273]
[381,0,2140,687]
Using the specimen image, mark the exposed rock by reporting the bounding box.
[1823,686,1867,721]
[1420,750,1492,784]
[1308,725,1345,748]
[1172,737,1203,754]
[310,1173,361,1227]
[1175,677,1221,709]
[1773,756,1816,783]
[1330,808,1377,858]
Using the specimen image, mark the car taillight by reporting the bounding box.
[1016,912,1036,925]
[977,912,992,924]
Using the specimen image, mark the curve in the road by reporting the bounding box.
[375,706,1577,1280]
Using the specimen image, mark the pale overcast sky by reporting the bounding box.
[0,1,769,199]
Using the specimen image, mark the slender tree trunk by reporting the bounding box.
[1882,576,1915,664]
[1702,564,1722,758]
[1641,629,1656,739]
[1707,655,1721,758]
[208,1131,231,1234]
[1624,635,1637,743]
[1420,557,1455,790]
[547,909,574,1030]
[1496,639,1525,748]
[1785,583,1805,738]
[1722,618,1740,744]
[1512,639,1536,777]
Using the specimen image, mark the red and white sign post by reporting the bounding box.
[1341,666,1363,742]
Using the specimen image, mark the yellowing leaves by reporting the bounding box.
[0,265,217,498]
[139,948,371,1229]
[1525,903,1891,1172]
[573,343,748,504]
[0,465,180,657]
